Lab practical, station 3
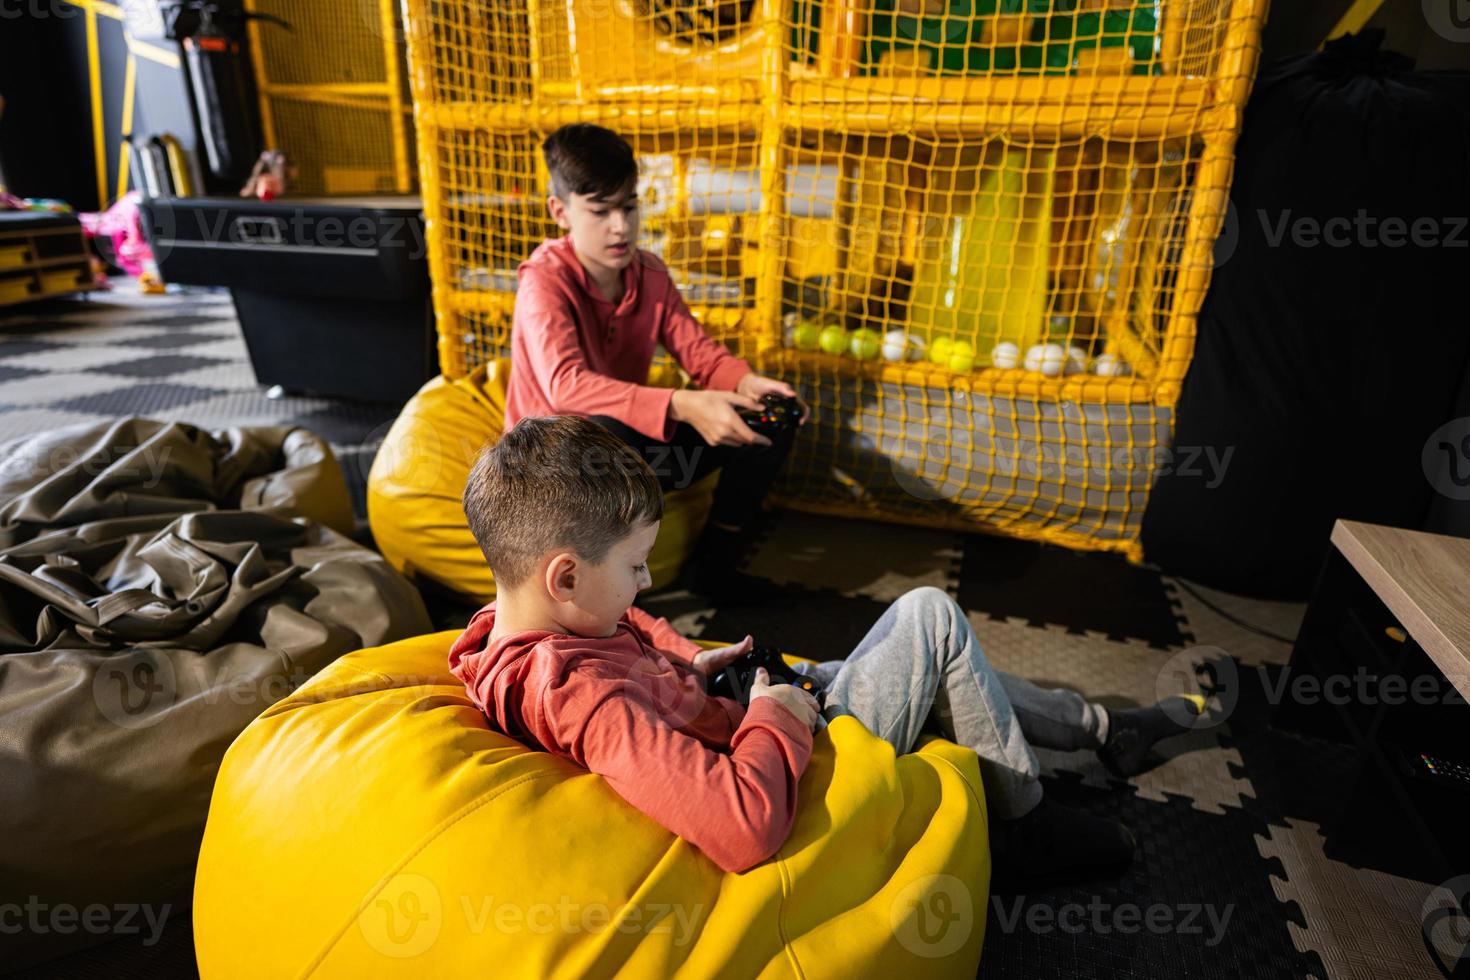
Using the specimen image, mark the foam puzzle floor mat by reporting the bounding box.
[2,286,1455,980]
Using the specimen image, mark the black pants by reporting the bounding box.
[588,416,796,530]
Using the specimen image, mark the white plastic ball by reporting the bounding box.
[991,342,1021,369]
[882,329,911,362]
[1023,343,1067,377]
[1092,353,1131,377]
[905,334,928,362]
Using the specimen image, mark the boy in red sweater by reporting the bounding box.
[451,416,1206,882]
[505,123,806,601]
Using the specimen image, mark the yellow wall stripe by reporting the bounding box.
[116,53,137,201]
[62,0,123,20]
[1322,0,1387,47]
[127,37,182,69]
[86,8,108,208]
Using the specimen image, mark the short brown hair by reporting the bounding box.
[463,416,663,588]
[542,124,638,202]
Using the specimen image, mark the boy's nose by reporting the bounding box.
[637,568,652,591]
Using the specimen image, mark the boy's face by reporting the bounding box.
[553,519,658,638]
[547,182,640,282]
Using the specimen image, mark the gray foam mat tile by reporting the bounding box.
[1167,575,1307,669]
[1257,818,1442,980]
[165,360,263,392]
[52,382,221,416]
[90,353,232,379]
[741,508,964,602]
[0,370,135,407]
[0,407,108,443]
[109,331,229,351]
[970,614,1254,815]
[144,390,336,428]
[0,338,72,360]
[33,323,182,347]
[3,343,148,372]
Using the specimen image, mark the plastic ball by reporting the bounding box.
[991,342,1021,369]
[850,328,882,360]
[1092,353,1131,377]
[792,320,823,351]
[906,335,928,361]
[1023,343,1067,377]
[818,325,849,356]
[948,351,976,373]
[1065,346,1089,375]
[881,329,911,362]
[929,337,955,365]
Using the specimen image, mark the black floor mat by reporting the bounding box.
[955,533,1191,650]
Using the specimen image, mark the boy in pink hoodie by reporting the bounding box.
[451,416,1207,882]
[505,123,806,601]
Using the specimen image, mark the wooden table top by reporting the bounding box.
[1332,519,1470,701]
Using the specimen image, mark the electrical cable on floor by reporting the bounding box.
[1172,577,1299,645]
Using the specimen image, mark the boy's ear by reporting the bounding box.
[545,551,579,602]
[546,195,570,231]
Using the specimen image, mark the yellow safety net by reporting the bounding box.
[401,0,1265,557]
[243,0,416,195]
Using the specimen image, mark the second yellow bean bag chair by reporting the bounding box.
[367,359,717,601]
[193,631,990,978]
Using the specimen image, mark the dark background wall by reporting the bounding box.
[0,1,194,212]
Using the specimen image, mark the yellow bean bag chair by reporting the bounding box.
[368,359,717,601]
[194,632,989,978]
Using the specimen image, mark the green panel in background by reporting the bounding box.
[865,0,1160,76]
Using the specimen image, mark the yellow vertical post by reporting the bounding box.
[242,0,278,150]
[86,8,108,208]
[115,52,137,201]
[817,0,864,78]
[400,0,457,377]
[380,0,412,193]
[1153,0,1266,409]
[752,0,791,354]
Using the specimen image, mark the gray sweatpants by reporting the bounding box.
[795,587,1109,820]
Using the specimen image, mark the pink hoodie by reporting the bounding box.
[448,603,814,873]
[504,236,752,442]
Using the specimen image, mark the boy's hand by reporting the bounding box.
[750,667,821,731]
[669,389,769,447]
[735,373,810,426]
[693,634,754,680]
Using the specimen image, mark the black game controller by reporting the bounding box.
[710,645,826,709]
[738,394,802,439]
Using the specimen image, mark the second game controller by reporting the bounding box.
[738,394,802,439]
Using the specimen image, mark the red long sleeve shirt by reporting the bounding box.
[448,603,814,873]
[504,236,752,442]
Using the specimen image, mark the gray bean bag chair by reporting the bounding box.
[0,419,431,970]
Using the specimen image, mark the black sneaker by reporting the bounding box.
[1098,695,1207,778]
[989,797,1136,887]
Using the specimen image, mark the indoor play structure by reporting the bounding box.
[394,0,1265,560]
[241,0,417,194]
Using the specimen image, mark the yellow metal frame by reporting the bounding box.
[243,0,414,195]
[401,0,1268,559]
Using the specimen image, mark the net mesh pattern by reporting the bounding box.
[402,0,1265,555]
[244,0,418,195]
